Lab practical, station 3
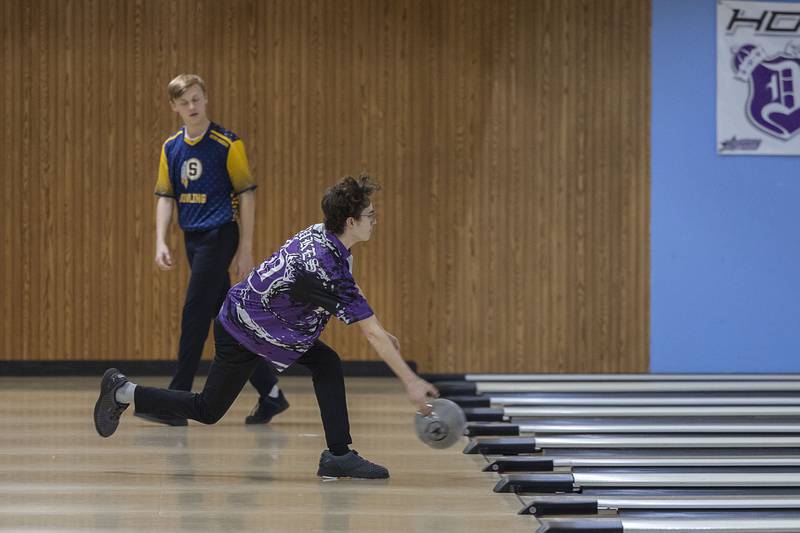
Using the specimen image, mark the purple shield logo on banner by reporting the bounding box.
[733,44,800,140]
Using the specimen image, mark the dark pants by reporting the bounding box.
[169,221,276,397]
[136,320,352,449]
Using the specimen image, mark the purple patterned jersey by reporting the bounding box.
[218,223,373,371]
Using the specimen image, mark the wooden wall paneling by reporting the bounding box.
[1,0,650,374]
[2,0,17,359]
[20,0,33,359]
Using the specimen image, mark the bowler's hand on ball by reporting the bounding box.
[407,378,439,415]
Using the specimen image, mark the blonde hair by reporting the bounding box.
[167,74,206,101]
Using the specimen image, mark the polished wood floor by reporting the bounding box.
[0,376,534,532]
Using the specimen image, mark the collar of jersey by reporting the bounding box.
[325,229,352,260]
[182,123,213,146]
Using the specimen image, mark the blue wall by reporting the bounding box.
[651,0,800,371]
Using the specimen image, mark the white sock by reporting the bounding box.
[115,382,137,404]
[268,385,280,398]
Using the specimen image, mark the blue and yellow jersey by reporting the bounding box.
[154,122,257,232]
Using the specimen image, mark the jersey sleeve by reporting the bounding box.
[227,139,257,195]
[323,258,374,324]
[289,260,374,325]
[331,273,374,324]
[154,144,175,198]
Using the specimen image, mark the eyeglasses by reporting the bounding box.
[360,210,377,222]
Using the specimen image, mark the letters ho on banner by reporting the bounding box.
[718,1,800,155]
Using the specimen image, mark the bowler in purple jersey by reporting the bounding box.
[219,222,374,371]
[94,175,439,479]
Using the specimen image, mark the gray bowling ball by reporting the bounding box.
[414,398,467,449]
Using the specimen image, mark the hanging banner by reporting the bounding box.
[718,0,800,155]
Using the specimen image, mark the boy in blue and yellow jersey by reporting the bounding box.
[142,74,287,426]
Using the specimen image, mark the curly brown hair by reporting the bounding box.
[322,174,381,234]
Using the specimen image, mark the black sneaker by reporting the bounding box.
[93,368,131,438]
[316,450,389,479]
[133,411,188,427]
[245,391,289,425]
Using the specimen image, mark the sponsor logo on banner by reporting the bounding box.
[718,1,800,155]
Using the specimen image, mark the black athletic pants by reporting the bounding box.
[169,221,276,397]
[135,320,352,449]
